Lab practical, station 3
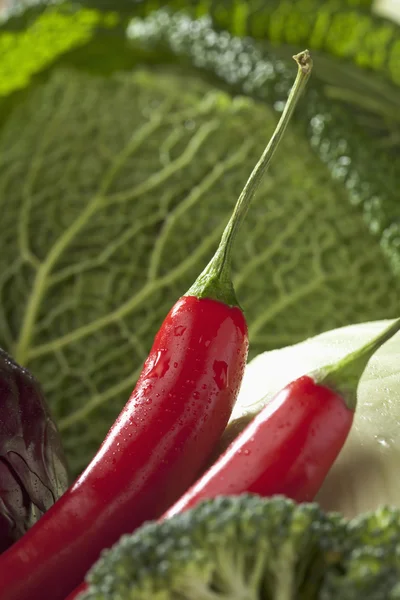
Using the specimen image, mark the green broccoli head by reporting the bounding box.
[320,506,400,599]
[80,494,400,600]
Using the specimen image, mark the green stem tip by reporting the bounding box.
[311,318,400,411]
[186,50,313,307]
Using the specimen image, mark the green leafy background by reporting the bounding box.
[1,0,399,475]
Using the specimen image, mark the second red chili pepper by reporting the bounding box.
[0,48,313,600]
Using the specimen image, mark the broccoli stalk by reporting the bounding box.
[79,495,400,600]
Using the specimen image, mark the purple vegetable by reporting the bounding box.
[0,348,68,552]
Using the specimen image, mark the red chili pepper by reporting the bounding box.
[64,582,87,600]
[163,318,400,517]
[0,47,313,600]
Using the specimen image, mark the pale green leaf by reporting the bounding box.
[0,7,119,97]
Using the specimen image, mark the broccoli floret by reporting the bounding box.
[81,495,400,600]
[320,506,400,599]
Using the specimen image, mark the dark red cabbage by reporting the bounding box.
[0,348,69,552]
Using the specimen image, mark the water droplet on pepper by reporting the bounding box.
[147,350,170,378]
[174,325,186,337]
[213,360,228,390]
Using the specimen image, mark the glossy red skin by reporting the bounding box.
[65,582,86,600]
[164,375,354,518]
[0,296,248,600]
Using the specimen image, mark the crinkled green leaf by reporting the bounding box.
[216,0,400,85]
[128,8,400,276]
[0,67,399,476]
[0,7,119,97]
[89,0,400,84]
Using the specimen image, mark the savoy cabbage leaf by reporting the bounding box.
[0,66,399,475]
[0,6,119,97]
[128,8,400,276]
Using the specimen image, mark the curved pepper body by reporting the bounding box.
[164,375,354,518]
[65,582,87,599]
[0,296,248,600]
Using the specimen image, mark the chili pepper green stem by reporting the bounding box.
[312,318,400,411]
[186,50,313,306]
